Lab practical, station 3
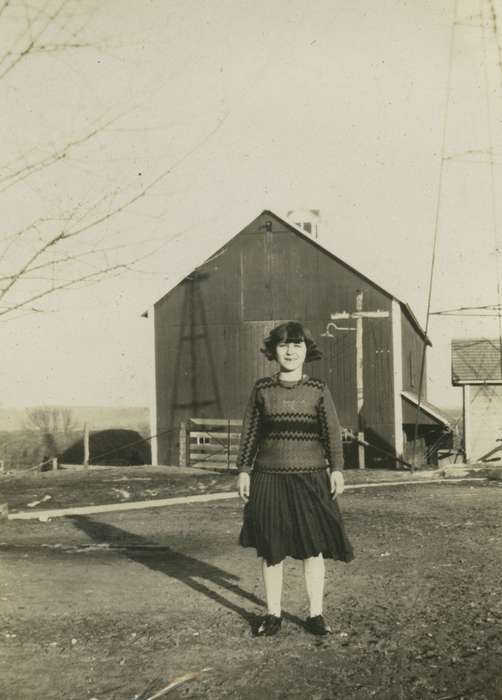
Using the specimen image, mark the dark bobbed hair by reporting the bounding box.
[261,321,323,363]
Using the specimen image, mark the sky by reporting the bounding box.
[2,0,502,411]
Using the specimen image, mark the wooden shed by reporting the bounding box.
[149,210,451,468]
[452,338,502,462]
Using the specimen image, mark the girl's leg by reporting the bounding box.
[303,553,325,617]
[262,559,283,617]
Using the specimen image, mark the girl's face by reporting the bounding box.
[275,339,307,372]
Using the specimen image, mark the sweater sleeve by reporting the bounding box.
[236,383,262,474]
[318,383,344,472]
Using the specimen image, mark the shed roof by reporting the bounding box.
[401,390,453,428]
[451,338,502,385]
[151,209,430,344]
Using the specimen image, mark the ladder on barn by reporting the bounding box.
[170,273,224,466]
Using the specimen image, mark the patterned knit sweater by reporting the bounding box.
[236,374,344,474]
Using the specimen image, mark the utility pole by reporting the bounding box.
[323,290,390,468]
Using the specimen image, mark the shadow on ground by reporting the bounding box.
[68,515,305,633]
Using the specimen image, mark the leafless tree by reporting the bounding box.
[0,1,227,321]
[24,405,77,458]
[25,405,76,434]
[59,407,76,433]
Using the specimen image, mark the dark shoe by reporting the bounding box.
[255,614,282,637]
[305,615,332,636]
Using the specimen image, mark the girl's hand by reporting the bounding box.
[237,472,250,503]
[330,470,345,498]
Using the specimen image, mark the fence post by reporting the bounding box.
[227,419,231,470]
[0,503,8,520]
[83,423,90,469]
[179,421,188,467]
[51,457,58,471]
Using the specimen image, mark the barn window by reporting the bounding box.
[196,436,211,445]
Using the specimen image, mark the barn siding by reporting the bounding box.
[240,232,272,320]
[154,211,417,465]
[466,385,502,461]
[401,313,427,398]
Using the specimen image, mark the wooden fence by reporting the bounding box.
[179,421,358,470]
[179,418,243,470]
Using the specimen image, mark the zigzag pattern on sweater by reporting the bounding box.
[253,375,326,395]
[255,376,276,389]
[262,431,321,442]
[236,375,343,473]
[262,415,321,439]
[318,394,331,461]
[255,464,328,474]
[304,377,325,390]
[238,401,261,468]
[263,411,318,421]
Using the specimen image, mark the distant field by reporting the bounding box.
[0,407,150,470]
[0,406,149,432]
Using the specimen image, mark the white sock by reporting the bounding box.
[262,559,283,617]
[303,553,325,617]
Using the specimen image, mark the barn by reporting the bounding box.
[452,338,502,463]
[148,210,451,468]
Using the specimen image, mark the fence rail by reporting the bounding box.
[182,420,355,470]
[181,418,243,470]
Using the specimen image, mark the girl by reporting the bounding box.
[236,321,354,636]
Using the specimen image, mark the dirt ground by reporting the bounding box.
[0,464,468,514]
[1,478,501,699]
[0,466,239,513]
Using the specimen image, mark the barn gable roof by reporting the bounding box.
[261,210,430,345]
[451,338,502,384]
[152,209,430,344]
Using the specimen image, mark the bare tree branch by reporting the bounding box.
[0,0,69,80]
[0,3,232,320]
[0,102,227,310]
[2,105,228,295]
[0,262,127,317]
[30,41,95,51]
[0,1,148,83]
[0,219,47,263]
[25,405,76,433]
[0,114,120,194]
[24,405,77,459]
[0,2,11,20]
[0,229,68,301]
[60,407,76,433]
[64,110,230,241]
[0,240,136,282]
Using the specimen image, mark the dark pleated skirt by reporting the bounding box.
[239,469,354,566]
